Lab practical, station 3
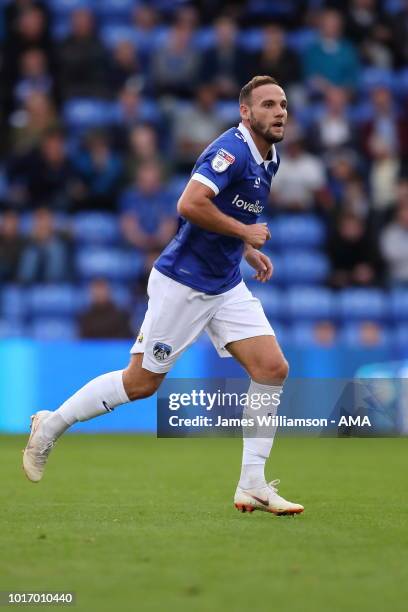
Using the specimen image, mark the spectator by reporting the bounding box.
[369,136,400,217]
[72,131,123,211]
[199,16,251,98]
[3,4,53,112]
[346,0,392,68]
[57,8,108,100]
[109,41,143,96]
[78,278,133,339]
[111,81,162,151]
[8,91,59,156]
[359,87,408,159]
[327,150,361,205]
[0,210,26,281]
[388,0,408,67]
[8,128,79,211]
[304,9,360,93]
[380,186,408,284]
[313,321,337,347]
[252,24,301,91]
[150,22,200,98]
[119,161,177,253]
[124,124,163,181]
[270,124,329,211]
[14,48,53,108]
[172,83,226,171]
[328,211,383,288]
[18,208,72,284]
[356,321,383,346]
[308,86,355,155]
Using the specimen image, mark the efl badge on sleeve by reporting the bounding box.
[211,148,235,173]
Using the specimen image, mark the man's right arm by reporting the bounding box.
[177,179,270,249]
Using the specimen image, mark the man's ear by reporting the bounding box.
[239,103,250,121]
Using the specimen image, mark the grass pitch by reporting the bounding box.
[0,435,407,612]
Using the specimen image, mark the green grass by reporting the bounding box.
[0,435,407,612]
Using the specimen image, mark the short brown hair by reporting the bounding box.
[239,75,280,105]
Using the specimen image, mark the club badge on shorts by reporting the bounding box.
[211,148,235,173]
[153,342,172,361]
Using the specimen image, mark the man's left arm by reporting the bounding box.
[244,243,273,283]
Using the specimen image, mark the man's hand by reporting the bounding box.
[241,223,271,249]
[245,245,273,283]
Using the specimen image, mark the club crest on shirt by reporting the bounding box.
[153,342,172,361]
[211,148,235,173]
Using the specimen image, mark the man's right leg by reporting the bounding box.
[23,355,165,482]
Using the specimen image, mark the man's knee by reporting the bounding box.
[249,356,289,385]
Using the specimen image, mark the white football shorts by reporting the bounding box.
[130,268,275,373]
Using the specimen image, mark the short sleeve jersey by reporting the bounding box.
[154,122,280,294]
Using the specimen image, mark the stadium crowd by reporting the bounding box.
[1,0,408,347]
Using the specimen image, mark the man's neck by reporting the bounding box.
[242,121,272,160]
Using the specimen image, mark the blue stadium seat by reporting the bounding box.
[247,286,284,320]
[29,317,77,340]
[338,289,388,321]
[274,215,326,248]
[281,250,330,285]
[63,99,115,131]
[286,28,316,52]
[100,24,136,48]
[76,247,144,281]
[238,28,264,51]
[95,0,135,23]
[289,322,320,346]
[393,324,408,348]
[390,289,408,321]
[360,67,394,93]
[339,323,391,348]
[0,319,25,338]
[193,27,216,50]
[28,285,80,317]
[48,0,95,17]
[1,285,26,321]
[270,322,288,345]
[286,287,336,320]
[73,213,120,245]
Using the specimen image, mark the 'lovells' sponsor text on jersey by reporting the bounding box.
[155,122,280,294]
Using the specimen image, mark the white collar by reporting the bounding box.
[238,122,277,168]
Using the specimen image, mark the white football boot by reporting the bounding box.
[23,410,55,482]
[234,479,304,516]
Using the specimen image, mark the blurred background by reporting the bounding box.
[1,0,408,431]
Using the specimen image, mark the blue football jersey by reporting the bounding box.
[154,122,280,294]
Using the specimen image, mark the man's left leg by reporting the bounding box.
[227,335,304,515]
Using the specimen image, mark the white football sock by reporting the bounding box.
[42,370,129,440]
[239,380,282,490]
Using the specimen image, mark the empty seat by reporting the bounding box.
[274,215,326,248]
[28,285,79,317]
[281,250,330,284]
[286,287,336,320]
[248,286,284,319]
[95,0,134,22]
[1,285,26,321]
[63,99,115,130]
[338,289,388,321]
[0,319,25,338]
[48,0,95,17]
[73,212,119,245]
[29,317,77,341]
[76,247,144,281]
[390,289,408,321]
